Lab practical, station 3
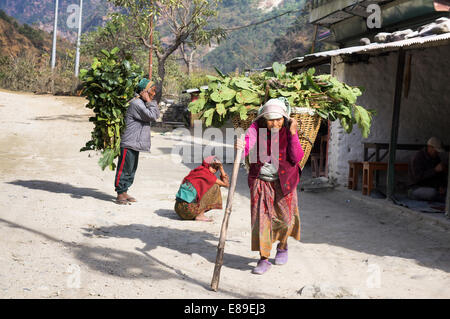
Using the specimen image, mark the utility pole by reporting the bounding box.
[51,0,59,71]
[51,0,59,93]
[74,0,83,78]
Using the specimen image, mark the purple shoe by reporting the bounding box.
[252,259,272,275]
[275,243,288,265]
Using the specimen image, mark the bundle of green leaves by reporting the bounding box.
[80,47,143,170]
[189,62,375,138]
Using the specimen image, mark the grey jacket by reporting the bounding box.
[120,97,160,152]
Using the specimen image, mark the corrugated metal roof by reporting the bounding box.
[183,33,449,92]
[285,32,450,69]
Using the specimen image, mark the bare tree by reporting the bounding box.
[180,42,197,75]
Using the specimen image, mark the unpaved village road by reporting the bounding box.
[0,89,449,299]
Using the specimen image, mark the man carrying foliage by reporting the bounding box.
[114,78,160,205]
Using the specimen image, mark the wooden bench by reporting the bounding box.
[348,161,363,190]
[362,161,409,196]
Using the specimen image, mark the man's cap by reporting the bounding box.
[137,78,156,93]
[427,136,445,153]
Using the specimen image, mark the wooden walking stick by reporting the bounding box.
[211,133,245,292]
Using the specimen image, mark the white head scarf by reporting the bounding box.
[255,98,291,121]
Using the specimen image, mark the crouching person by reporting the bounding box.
[175,156,229,222]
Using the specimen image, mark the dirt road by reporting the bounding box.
[0,89,449,299]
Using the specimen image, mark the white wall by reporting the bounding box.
[328,44,450,187]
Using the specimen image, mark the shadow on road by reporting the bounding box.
[82,223,254,273]
[298,191,450,274]
[142,141,450,276]
[6,180,116,202]
[32,114,89,122]
[154,208,180,221]
[0,217,252,298]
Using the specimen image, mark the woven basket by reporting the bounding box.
[232,107,321,169]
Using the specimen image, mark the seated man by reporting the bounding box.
[408,137,448,202]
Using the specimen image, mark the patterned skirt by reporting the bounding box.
[250,178,301,258]
[174,184,223,220]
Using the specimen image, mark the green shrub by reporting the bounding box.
[0,10,13,24]
[180,72,211,91]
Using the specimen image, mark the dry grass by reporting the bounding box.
[0,51,77,94]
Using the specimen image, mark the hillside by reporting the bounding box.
[0,0,115,41]
[0,10,75,60]
[0,10,84,95]
[202,0,310,72]
[0,11,42,58]
[0,0,316,73]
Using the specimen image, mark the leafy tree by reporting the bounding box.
[80,13,190,97]
[81,14,148,67]
[108,0,226,102]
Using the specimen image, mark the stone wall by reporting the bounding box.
[156,96,190,125]
[328,44,450,187]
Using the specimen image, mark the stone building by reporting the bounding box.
[283,16,450,188]
[282,0,449,203]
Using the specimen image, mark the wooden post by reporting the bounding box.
[375,144,380,188]
[148,13,154,80]
[310,24,318,54]
[211,133,245,292]
[325,120,330,177]
[446,155,450,218]
[386,48,406,200]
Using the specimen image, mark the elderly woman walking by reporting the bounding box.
[236,98,304,275]
[175,156,230,222]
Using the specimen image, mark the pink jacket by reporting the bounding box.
[244,121,304,195]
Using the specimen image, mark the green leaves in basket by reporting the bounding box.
[188,62,374,138]
[188,96,206,114]
[236,90,260,105]
[232,77,255,91]
[214,66,226,79]
[210,86,236,103]
[203,108,216,127]
[272,62,287,79]
[216,103,226,116]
